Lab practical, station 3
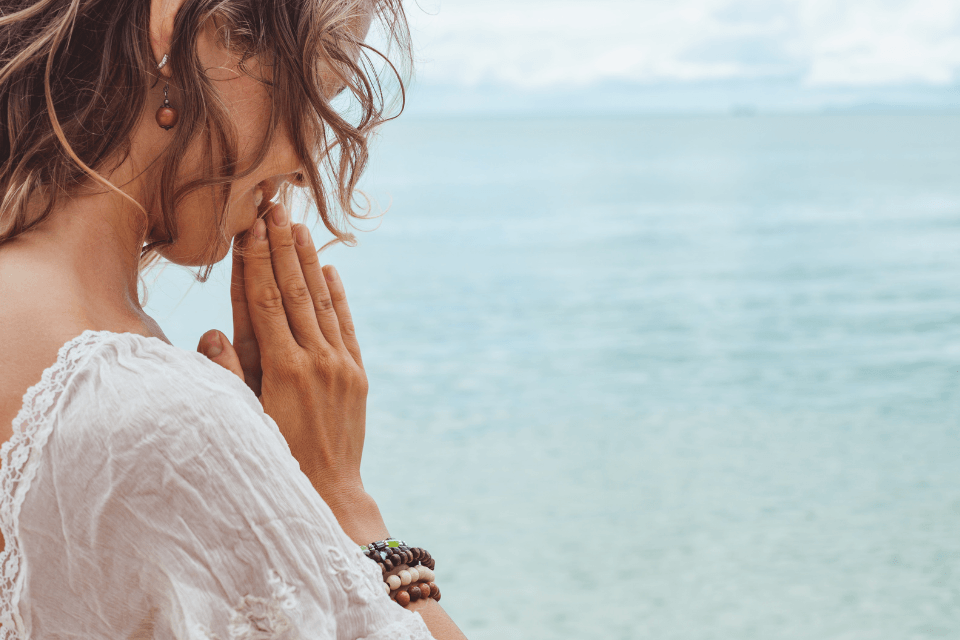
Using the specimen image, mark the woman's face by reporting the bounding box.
[144,13,370,267]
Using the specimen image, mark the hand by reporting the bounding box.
[198,203,386,543]
[199,205,468,640]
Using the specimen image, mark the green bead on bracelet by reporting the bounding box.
[360,538,407,553]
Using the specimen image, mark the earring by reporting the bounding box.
[155,82,179,130]
[155,55,178,130]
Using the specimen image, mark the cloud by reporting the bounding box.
[799,0,960,85]
[398,0,960,88]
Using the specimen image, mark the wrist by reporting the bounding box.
[323,485,389,545]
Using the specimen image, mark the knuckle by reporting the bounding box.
[271,237,296,253]
[333,356,366,385]
[248,252,274,267]
[315,296,335,314]
[271,351,304,378]
[329,287,347,303]
[354,372,369,394]
[288,352,311,375]
[345,368,368,395]
[312,349,335,372]
[252,285,285,315]
[279,275,311,302]
[313,351,343,377]
[298,249,321,268]
[302,351,367,393]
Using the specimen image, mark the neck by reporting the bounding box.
[1,183,168,342]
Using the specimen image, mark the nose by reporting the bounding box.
[255,170,305,215]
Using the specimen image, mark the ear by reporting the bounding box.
[150,0,188,78]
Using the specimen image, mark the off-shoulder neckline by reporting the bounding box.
[7,328,175,433]
[7,329,192,439]
[67,328,173,349]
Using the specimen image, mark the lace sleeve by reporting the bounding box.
[2,332,433,640]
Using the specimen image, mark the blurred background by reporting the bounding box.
[146,1,960,638]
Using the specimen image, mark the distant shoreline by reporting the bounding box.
[401,81,960,119]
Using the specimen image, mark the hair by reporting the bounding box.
[0,0,410,276]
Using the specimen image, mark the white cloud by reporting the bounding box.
[396,0,960,88]
[799,0,960,85]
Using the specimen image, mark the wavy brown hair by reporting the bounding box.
[0,0,410,275]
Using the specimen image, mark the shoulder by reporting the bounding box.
[68,330,252,410]
[54,331,289,457]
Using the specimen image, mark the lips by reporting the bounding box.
[255,179,282,217]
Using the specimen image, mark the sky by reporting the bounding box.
[391,0,960,113]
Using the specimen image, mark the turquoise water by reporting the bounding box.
[147,113,960,639]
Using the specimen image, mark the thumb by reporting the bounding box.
[198,329,245,382]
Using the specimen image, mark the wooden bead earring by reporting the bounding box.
[155,54,179,130]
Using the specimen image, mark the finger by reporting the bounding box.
[292,224,344,347]
[198,330,246,382]
[322,264,363,367]
[266,204,323,348]
[231,234,262,395]
[243,217,297,355]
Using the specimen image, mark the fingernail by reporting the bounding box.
[324,265,338,282]
[295,225,310,246]
[203,332,223,357]
[254,187,263,207]
[253,219,266,240]
[270,205,287,227]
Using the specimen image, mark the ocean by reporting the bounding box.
[146,113,960,639]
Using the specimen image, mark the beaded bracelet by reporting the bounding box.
[383,562,436,591]
[361,538,440,607]
[361,539,436,572]
[391,580,441,607]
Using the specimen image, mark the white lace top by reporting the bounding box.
[0,330,434,640]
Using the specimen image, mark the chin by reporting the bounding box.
[156,236,231,267]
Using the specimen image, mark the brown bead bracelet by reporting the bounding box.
[391,580,441,607]
[362,542,436,573]
[361,539,439,608]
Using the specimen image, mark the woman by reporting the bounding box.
[0,0,466,637]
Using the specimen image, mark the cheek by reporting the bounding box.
[225,74,301,180]
[226,79,274,168]
[150,71,283,266]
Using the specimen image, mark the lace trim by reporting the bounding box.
[0,330,113,640]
